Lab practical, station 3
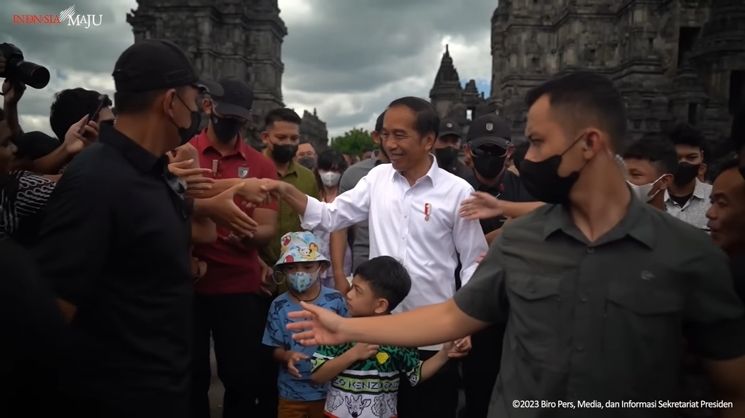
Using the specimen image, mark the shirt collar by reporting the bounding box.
[391,154,440,188]
[100,124,163,174]
[542,188,656,249]
[663,179,709,203]
[692,179,709,200]
[195,129,247,160]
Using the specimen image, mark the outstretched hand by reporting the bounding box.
[168,159,214,194]
[287,302,347,346]
[459,191,503,220]
[203,183,259,237]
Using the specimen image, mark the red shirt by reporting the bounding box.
[190,130,278,295]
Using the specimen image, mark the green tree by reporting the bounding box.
[330,128,375,157]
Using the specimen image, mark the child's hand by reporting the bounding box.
[444,337,471,359]
[285,351,309,378]
[350,343,379,361]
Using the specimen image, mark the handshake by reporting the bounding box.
[167,143,290,240]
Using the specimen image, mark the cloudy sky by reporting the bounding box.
[2,0,495,138]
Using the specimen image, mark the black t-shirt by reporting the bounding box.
[671,192,694,208]
[33,125,192,414]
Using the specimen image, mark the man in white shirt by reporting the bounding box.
[267,96,488,418]
[665,123,712,230]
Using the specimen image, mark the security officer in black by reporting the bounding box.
[434,118,471,179]
[34,39,221,418]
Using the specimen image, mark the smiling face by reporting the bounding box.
[379,105,434,174]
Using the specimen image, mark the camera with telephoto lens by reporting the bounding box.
[0,43,50,89]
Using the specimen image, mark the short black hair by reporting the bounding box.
[525,71,628,153]
[668,123,705,150]
[387,97,440,138]
[114,88,167,116]
[50,88,110,140]
[623,137,679,175]
[264,108,301,129]
[317,149,348,173]
[374,111,386,133]
[353,256,411,312]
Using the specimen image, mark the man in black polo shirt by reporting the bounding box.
[34,39,221,418]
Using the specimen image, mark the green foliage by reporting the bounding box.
[330,128,375,157]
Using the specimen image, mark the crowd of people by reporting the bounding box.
[2,38,745,418]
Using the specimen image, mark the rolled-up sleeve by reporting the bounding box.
[300,173,373,234]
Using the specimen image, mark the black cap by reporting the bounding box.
[212,78,253,120]
[12,131,60,160]
[439,119,461,138]
[466,114,511,149]
[112,39,222,96]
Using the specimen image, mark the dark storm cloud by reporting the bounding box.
[2,0,495,137]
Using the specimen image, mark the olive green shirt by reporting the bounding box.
[454,195,745,418]
[260,157,319,267]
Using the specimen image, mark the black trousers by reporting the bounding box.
[461,324,504,418]
[398,349,460,418]
[190,292,272,418]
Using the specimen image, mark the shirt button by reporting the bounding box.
[575,345,585,352]
[580,295,588,303]
[586,247,595,254]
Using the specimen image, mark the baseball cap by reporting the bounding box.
[467,114,511,149]
[439,119,461,138]
[112,39,222,96]
[212,78,253,120]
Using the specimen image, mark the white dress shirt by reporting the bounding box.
[664,179,712,231]
[302,157,488,319]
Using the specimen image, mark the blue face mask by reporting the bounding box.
[287,270,319,293]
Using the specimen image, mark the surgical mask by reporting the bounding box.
[628,174,666,203]
[172,94,201,145]
[319,170,341,187]
[271,144,297,164]
[211,115,242,143]
[673,162,700,187]
[434,148,459,170]
[287,270,319,293]
[519,134,586,204]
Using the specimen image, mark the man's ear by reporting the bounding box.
[201,97,213,114]
[373,298,389,315]
[463,144,474,167]
[423,133,436,152]
[261,130,270,146]
[659,173,674,190]
[698,162,708,179]
[162,88,177,117]
[371,131,381,146]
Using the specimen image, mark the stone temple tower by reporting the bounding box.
[127,0,287,142]
[489,0,745,150]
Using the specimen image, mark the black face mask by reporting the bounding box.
[211,115,242,144]
[473,154,506,179]
[519,134,585,204]
[434,148,459,170]
[172,94,201,145]
[271,144,297,164]
[673,162,700,187]
[298,156,316,170]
